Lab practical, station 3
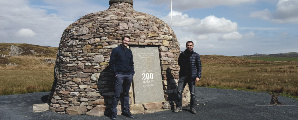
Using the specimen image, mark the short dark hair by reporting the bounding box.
[122,36,130,41]
[186,41,194,46]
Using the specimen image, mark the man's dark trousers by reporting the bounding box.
[176,76,196,108]
[111,74,133,115]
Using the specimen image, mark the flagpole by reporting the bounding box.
[171,0,173,26]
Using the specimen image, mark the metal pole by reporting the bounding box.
[171,0,172,26]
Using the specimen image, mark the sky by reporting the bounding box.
[0,0,297,56]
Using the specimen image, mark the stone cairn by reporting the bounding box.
[49,0,191,116]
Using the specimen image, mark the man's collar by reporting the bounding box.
[185,49,193,53]
[120,44,128,49]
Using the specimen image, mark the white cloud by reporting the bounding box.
[0,0,72,46]
[193,15,238,34]
[161,10,252,55]
[16,29,36,37]
[250,0,298,23]
[42,0,107,20]
[220,32,243,40]
[161,10,255,55]
[275,0,298,18]
[152,0,256,10]
[250,9,272,20]
[163,11,238,34]
[243,32,255,38]
[166,11,197,26]
[239,27,279,31]
[1,0,294,56]
[197,35,209,40]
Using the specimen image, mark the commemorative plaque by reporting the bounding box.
[131,47,164,104]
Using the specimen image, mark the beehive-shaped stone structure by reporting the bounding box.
[49,0,190,116]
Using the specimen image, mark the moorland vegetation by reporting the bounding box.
[0,43,297,99]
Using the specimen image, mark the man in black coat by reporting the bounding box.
[109,36,135,120]
[174,41,202,114]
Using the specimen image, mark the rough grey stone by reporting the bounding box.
[66,106,87,115]
[33,103,49,113]
[9,45,23,56]
[131,47,165,104]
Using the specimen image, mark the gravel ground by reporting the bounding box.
[0,87,297,120]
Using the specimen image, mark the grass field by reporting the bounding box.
[0,56,54,95]
[0,69,53,95]
[198,55,298,99]
[0,53,297,99]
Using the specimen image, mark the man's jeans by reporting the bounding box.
[176,76,196,108]
[111,74,133,115]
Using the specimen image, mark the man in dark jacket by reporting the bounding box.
[174,41,202,114]
[109,36,134,120]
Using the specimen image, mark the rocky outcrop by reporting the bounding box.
[9,45,23,56]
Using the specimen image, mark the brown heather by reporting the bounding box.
[0,56,55,95]
[198,55,298,98]
[0,54,297,99]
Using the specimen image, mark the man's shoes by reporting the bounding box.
[174,107,182,113]
[110,114,117,120]
[122,112,134,118]
[190,107,196,114]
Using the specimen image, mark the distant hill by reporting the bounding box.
[0,43,58,57]
[243,52,298,57]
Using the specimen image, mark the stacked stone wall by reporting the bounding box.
[50,2,190,116]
